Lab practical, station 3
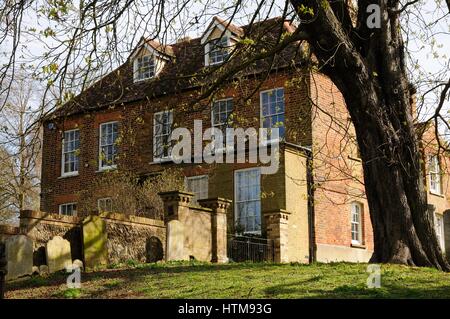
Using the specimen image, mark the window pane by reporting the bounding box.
[208,37,229,64]
[186,176,208,204]
[62,130,80,174]
[100,123,118,168]
[261,89,285,138]
[351,203,362,243]
[235,169,261,233]
[136,55,155,80]
[154,111,173,160]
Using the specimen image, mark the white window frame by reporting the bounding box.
[205,36,230,66]
[260,88,285,143]
[351,202,363,245]
[234,167,261,235]
[211,98,233,152]
[99,121,119,171]
[98,197,113,213]
[429,155,442,195]
[59,203,77,217]
[153,110,173,162]
[61,129,80,177]
[211,98,233,129]
[435,213,445,251]
[185,175,209,205]
[133,55,155,82]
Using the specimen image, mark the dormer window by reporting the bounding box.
[208,37,229,65]
[134,55,155,81]
[201,17,243,67]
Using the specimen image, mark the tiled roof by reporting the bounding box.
[145,39,175,57]
[209,16,244,37]
[49,17,304,119]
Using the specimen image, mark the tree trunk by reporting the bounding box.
[291,0,450,270]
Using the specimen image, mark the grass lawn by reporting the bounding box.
[5,261,450,299]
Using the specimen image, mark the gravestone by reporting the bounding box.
[146,236,164,263]
[5,235,33,280]
[46,236,72,273]
[83,215,108,269]
[166,220,186,261]
[32,266,40,275]
[39,265,49,276]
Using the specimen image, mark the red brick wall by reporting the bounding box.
[309,72,374,251]
[40,70,311,214]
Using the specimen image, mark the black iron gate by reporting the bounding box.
[227,235,274,262]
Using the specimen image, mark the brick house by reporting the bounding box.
[39,17,450,263]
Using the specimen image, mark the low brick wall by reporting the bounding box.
[20,210,82,266]
[100,212,166,264]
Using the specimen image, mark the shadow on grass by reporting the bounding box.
[5,262,279,295]
[263,280,450,299]
[7,262,450,299]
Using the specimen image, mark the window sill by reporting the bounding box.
[133,76,155,83]
[236,231,262,236]
[58,173,79,179]
[150,158,173,165]
[351,243,366,249]
[96,166,117,173]
[429,191,445,198]
[206,61,225,67]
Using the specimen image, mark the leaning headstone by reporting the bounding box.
[72,259,83,270]
[83,215,108,269]
[146,236,164,263]
[39,265,49,276]
[32,266,40,275]
[46,236,72,273]
[5,235,33,281]
[166,220,186,261]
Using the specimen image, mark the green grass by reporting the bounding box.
[53,288,83,299]
[26,276,49,288]
[6,262,450,299]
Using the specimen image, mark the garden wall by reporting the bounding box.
[100,212,165,264]
[18,210,166,266]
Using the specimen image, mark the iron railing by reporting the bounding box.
[227,234,274,262]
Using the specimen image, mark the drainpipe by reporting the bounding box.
[306,151,316,263]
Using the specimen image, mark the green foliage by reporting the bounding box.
[78,168,185,218]
[103,279,122,288]
[297,4,314,17]
[125,259,139,267]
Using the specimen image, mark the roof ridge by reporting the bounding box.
[150,15,294,48]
